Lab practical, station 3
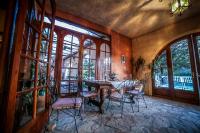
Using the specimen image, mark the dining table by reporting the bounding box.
[84,80,137,113]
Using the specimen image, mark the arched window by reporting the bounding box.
[61,34,80,94]
[100,43,111,80]
[82,39,96,80]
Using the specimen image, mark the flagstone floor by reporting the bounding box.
[48,96,200,133]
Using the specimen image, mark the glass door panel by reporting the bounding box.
[170,39,194,91]
[153,50,169,88]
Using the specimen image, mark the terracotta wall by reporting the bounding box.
[56,10,133,80]
[132,13,200,95]
[111,31,132,80]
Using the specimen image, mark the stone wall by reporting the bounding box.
[132,13,200,95]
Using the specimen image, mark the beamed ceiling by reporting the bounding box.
[55,0,200,38]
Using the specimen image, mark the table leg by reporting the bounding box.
[88,86,91,91]
[99,88,104,113]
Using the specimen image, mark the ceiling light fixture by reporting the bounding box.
[170,0,190,15]
[159,0,190,15]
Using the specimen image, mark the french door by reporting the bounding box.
[194,34,200,103]
[153,34,200,104]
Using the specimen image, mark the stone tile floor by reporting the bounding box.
[48,96,200,133]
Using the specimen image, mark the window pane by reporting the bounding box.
[83,39,94,48]
[83,49,90,58]
[64,35,72,42]
[70,82,78,92]
[37,88,46,113]
[196,36,200,59]
[14,92,33,128]
[72,36,79,45]
[42,28,50,39]
[171,39,194,91]
[90,50,96,59]
[90,69,95,80]
[83,69,89,80]
[100,43,106,51]
[72,45,79,54]
[90,44,96,49]
[71,57,78,68]
[70,69,78,80]
[62,44,71,56]
[18,59,35,91]
[106,44,110,52]
[61,68,70,80]
[83,58,89,69]
[153,50,169,88]
[100,51,105,59]
[100,50,111,80]
[90,60,96,69]
[60,81,69,93]
[62,56,70,68]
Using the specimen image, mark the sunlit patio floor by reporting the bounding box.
[48,96,200,133]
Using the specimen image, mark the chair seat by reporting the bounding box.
[110,92,123,99]
[80,91,98,98]
[52,97,82,110]
[127,90,139,95]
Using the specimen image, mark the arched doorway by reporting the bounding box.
[152,33,200,104]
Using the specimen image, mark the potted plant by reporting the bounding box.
[109,72,117,81]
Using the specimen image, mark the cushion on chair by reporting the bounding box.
[52,97,82,110]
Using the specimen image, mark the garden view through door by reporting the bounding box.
[170,39,194,91]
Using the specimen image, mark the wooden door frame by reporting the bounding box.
[1,0,28,132]
[53,25,111,95]
[192,33,200,104]
[152,33,200,105]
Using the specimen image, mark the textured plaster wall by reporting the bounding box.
[132,13,200,95]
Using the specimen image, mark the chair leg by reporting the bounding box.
[78,108,83,120]
[73,109,79,133]
[56,110,59,122]
[142,95,147,108]
[74,113,78,133]
[130,100,134,114]
[82,98,85,113]
[137,98,139,112]
[121,101,124,118]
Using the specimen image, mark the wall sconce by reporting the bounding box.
[121,55,126,64]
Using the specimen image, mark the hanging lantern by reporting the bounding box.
[171,0,190,15]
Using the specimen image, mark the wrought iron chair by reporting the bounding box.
[79,81,99,112]
[106,80,135,117]
[126,81,147,112]
[46,80,83,133]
